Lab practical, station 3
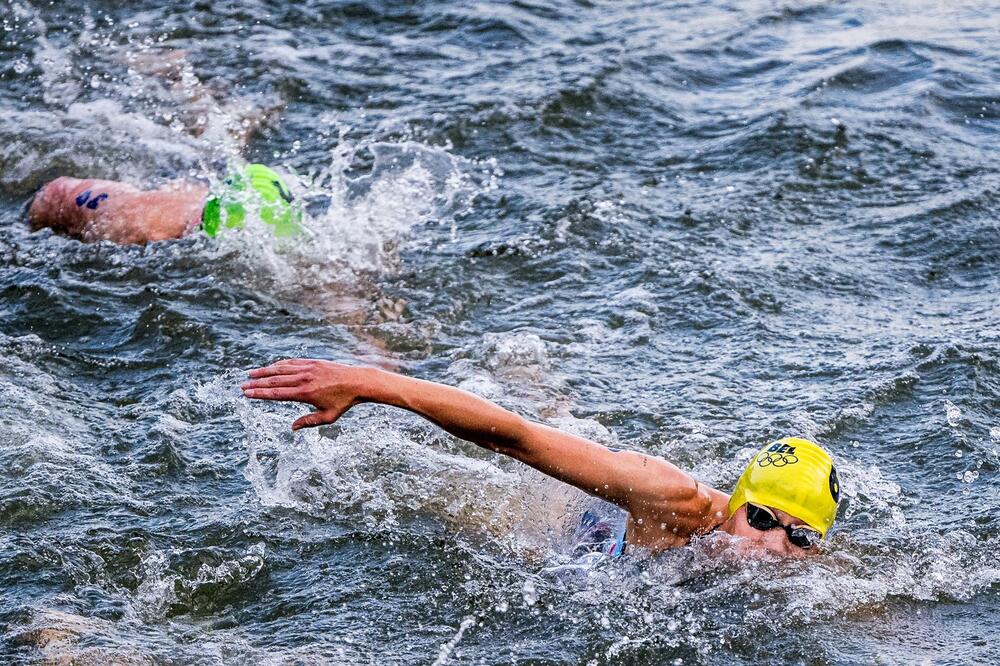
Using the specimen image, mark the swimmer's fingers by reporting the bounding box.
[248,360,312,378]
[243,358,358,430]
[242,386,309,402]
[273,358,313,366]
[292,407,349,431]
[241,374,306,390]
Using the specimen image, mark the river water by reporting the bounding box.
[1,1,998,663]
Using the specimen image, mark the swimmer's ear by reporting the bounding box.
[292,407,347,431]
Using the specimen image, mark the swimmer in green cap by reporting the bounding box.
[243,359,843,558]
[26,51,302,244]
[28,163,302,244]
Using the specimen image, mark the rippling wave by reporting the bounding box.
[1,0,998,663]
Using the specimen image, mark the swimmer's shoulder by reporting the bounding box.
[694,481,731,533]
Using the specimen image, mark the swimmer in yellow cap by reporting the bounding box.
[242,359,841,557]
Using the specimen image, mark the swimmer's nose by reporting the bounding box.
[740,526,802,557]
[760,528,811,557]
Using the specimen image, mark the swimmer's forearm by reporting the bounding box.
[243,359,528,448]
[358,368,531,454]
[246,359,589,461]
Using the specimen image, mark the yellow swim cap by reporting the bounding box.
[728,437,840,536]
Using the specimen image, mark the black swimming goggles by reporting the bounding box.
[745,503,822,550]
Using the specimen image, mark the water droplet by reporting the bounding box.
[944,400,962,427]
[13,58,29,74]
[521,579,537,606]
[961,470,979,484]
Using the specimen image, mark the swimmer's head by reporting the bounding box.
[202,164,303,238]
[728,437,840,540]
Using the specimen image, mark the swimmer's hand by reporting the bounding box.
[242,359,363,430]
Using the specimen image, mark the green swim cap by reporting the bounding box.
[202,164,303,238]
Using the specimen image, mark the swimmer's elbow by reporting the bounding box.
[634,470,709,516]
[486,414,535,460]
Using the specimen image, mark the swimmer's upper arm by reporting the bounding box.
[507,421,722,528]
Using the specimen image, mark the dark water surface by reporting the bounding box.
[1,0,999,663]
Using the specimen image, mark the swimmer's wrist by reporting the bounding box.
[351,366,394,405]
[353,366,428,414]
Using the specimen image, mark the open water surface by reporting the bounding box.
[1,1,999,663]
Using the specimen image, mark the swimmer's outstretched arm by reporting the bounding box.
[29,177,207,244]
[243,359,727,534]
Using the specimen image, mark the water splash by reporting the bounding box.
[133,550,178,622]
[432,615,477,666]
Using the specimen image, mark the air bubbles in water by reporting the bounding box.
[958,470,979,483]
[134,550,178,622]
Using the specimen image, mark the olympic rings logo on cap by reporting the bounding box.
[756,451,799,467]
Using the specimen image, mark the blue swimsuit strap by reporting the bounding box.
[608,519,627,557]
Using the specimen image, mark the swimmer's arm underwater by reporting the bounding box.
[243,359,726,536]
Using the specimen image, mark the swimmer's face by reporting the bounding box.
[725,504,820,558]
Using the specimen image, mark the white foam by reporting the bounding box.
[193,135,498,315]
